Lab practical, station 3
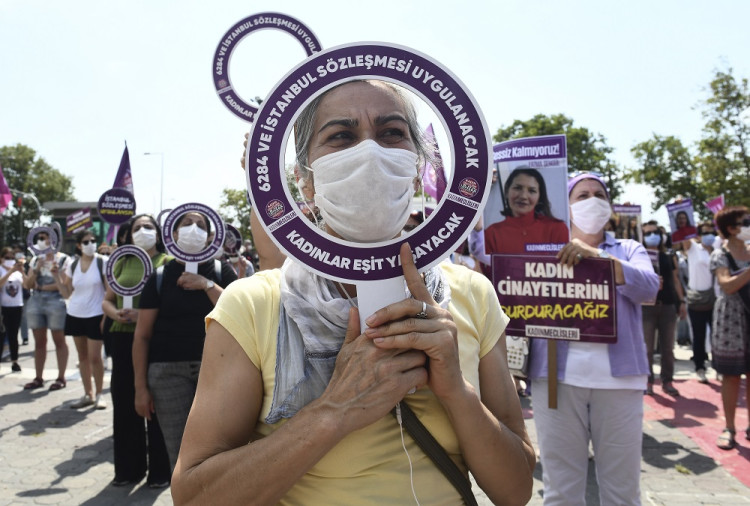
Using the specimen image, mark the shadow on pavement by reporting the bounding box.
[52,436,113,485]
[17,403,89,436]
[642,431,718,474]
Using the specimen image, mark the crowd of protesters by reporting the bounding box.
[0,170,750,504]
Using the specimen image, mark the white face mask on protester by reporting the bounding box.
[132,228,157,251]
[82,242,97,257]
[737,226,750,242]
[35,240,49,251]
[2,259,15,269]
[308,139,418,243]
[176,224,208,253]
[570,197,613,235]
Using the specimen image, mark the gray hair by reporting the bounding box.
[294,80,436,183]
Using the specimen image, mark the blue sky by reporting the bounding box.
[1,0,748,225]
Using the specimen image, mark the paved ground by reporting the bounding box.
[1,336,749,505]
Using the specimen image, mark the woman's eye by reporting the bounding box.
[325,131,355,144]
[381,128,406,142]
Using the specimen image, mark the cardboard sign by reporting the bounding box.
[213,12,322,122]
[27,226,61,255]
[162,203,226,272]
[667,199,698,242]
[484,135,570,255]
[492,254,617,343]
[612,204,642,243]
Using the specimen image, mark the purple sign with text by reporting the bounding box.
[105,245,153,297]
[98,188,136,225]
[162,203,225,264]
[213,12,322,122]
[246,42,492,283]
[492,254,617,343]
[66,207,92,235]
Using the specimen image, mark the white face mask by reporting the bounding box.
[309,140,417,243]
[35,240,49,251]
[132,228,157,250]
[737,226,750,242]
[82,242,97,257]
[570,197,612,235]
[3,259,15,269]
[176,223,208,253]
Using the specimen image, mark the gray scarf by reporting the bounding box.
[265,260,451,424]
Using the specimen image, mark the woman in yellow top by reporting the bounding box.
[171,80,535,505]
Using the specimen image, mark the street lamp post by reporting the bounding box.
[143,152,164,212]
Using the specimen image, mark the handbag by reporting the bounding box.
[506,335,530,379]
[686,287,716,311]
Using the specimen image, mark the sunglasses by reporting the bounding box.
[81,240,95,245]
[3,257,14,260]
[643,231,660,237]
[700,231,716,236]
[738,218,750,227]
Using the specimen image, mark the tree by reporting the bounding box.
[0,144,75,245]
[218,165,301,248]
[628,67,749,218]
[494,113,624,201]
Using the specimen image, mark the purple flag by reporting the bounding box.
[704,195,724,216]
[0,162,11,213]
[106,145,134,243]
[420,124,446,201]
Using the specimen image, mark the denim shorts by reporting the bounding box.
[26,291,67,331]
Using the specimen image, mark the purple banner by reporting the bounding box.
[66,207,92,235]
[493,135,567,164]
[492,254,617,343]
[666,199,697,242]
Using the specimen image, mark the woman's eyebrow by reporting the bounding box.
[317,118,357,134]
[374,114,408,125]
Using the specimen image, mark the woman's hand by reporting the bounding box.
[363,243,464,402]
[320,305,429,434]
[134,386,155,420]
[115,308,139,324]
[557,238,601,267]
[177,272,210,291]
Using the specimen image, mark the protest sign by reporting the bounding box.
[162,203,225,273]
[213,13,322,122]
[66,207,92,235]
[705,195,725,216]
[105,245,154,309]
[27,226,60,255]
[492,254,617,343]
[224,224,242,255]
[245,42,491,283]
[484,135,569,255]
[611,204,642,243]
[667,199,698,242]
[98,188,136,225]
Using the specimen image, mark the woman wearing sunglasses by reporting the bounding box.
[711,206,750,450]
[60,230,108,409]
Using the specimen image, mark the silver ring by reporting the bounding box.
[575,253,583,262]
[415,301,428,319]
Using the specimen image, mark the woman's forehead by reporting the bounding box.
[570,178,607,196]
[315,82,406,122]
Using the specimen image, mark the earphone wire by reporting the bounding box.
[396,402,421,506]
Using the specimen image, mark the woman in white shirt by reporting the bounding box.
[60,230,108,410]
[0,247,28,373]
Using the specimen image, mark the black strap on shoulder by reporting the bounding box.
[156,265,165,296]
[391,401,478,506]
[214,259,222,284]
[70,256,79,273]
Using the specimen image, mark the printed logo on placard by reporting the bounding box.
[218,79,228,88]
[266,199,285,219]
[458,178,479,198]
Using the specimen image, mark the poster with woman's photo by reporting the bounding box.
[484,134,570,255]
[666,199,698,242]
[611,204,642,243]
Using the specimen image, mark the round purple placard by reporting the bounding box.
[27,226,59,255]
[223,224,242,254]
[246,42,492,283]
[213,12,322,123]
[98,188,136,225]
[156,208,172,229]
[105,245,154,297]
[162,203,225,264]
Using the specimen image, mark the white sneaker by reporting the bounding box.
[697,369,709,384]
[94,394,107,410]
[71,394,94,409]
